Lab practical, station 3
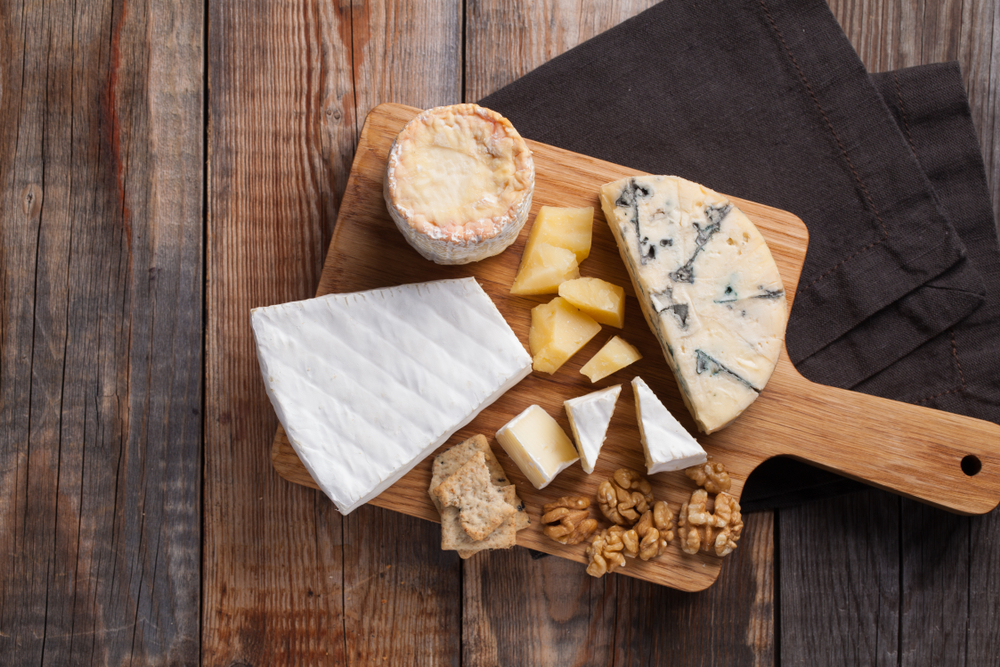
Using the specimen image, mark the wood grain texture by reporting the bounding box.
[0,0,203,664]
[464,0,659,102]
[778,491,900,665]
[341,3,465,666]
[204,1,351,664]
[462,548,618,667]
[205,2,465,666]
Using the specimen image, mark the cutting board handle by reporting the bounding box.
[764,357,1000,515]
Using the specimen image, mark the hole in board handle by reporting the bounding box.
[961,455,982,477]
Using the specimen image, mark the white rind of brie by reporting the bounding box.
[632,377,707,474]
[251,277,532,514]
[564,385,622,474]
[601,175,787,433]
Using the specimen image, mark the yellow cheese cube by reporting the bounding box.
[529,297,602,374]
[580,336,643,382]
[510,243,580,295]
[558,277,626,328]
[522,206,594,262]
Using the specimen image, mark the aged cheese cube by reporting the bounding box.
[529,297,602,374]
[495,404,579,489]
[558,277,626,328]
[580,336,642,382]
[523,206,594,262]
[510,243,580,295]
[632,377,707,474]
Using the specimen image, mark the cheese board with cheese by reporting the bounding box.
[266,103,1000,592]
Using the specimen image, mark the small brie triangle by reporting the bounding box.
[632,377,707,474]
[564,385,622,474]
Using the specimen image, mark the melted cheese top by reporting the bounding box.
[386,104,533,243]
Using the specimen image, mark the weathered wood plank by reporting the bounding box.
[612,513,775,666]
[464,0,659,102]
[203,0,354,664]
[0,0,203,664]
[778,492,900,666]
[958,0,1000,236]
[462,549,617,666]
[339,2,464,665]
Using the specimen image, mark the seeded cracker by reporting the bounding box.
[429,434,529,531]
[446,486,520,557]
[433,451,517,541]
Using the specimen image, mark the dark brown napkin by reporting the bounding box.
[481,0,999,510]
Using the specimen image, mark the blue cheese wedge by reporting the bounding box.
[632,377,707,474]
[251,278,531,514]
[495,405,578,489]
[601,175,788,433]
[564,385,621,474]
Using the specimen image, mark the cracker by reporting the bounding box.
[433,451,516,540]
[447,485,521,557]
[428,435,529,531]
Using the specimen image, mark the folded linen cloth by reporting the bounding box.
[481,0,999,510]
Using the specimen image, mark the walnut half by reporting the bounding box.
[677,489,744,557]
[622,501,675,561]
[597,468,654,526]
[585,526,627,578]
[685,457,731,494]
[541,496,598,545]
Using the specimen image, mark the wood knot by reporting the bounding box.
[21,183,42,217]
[323,95,344,123]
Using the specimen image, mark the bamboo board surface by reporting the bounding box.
[269,103,1000,592]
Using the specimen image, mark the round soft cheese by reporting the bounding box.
[384,104,535,265]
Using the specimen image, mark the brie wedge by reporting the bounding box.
[564,385,622,474]
[495,405,578,489]
[632,377,707,474]
[384,104,534,265]
[251,278,531,514]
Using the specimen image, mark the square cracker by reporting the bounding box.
[446,485,521,557]
[433,451,516,541]
[429,435,529,531]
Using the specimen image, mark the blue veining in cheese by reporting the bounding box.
[600,176,788,433]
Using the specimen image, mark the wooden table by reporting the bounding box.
[2,1,998,664]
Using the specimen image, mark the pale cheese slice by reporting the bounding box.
[564,385,622,474]
[495,405,578,489]
[251,278,531,514]
[632,377,707,474]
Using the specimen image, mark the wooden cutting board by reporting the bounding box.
[269,102,1000,592]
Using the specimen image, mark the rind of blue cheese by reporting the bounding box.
[600,176,788,433]
[251,278,532,514]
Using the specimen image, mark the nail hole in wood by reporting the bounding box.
[961,455,982,477]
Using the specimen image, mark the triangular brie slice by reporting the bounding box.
[564,385,622,474]
[632,377,707,474]
[251,278,531,514]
